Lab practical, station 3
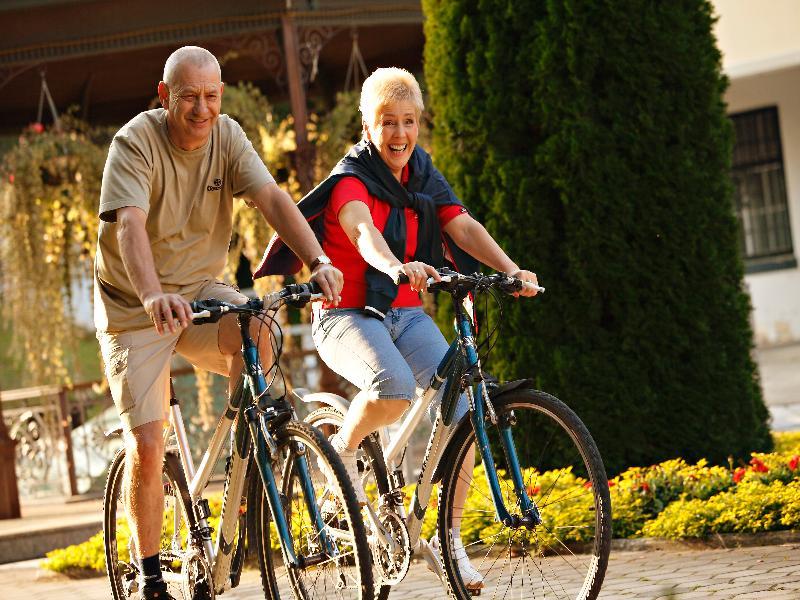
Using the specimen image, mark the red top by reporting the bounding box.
[323,166,466,309]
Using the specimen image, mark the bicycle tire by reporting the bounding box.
[306,406,394,600]
[103,446,195,599]
[437,388,612,600]
[249,419,374,600]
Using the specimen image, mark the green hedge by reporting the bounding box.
[422,0,771,474]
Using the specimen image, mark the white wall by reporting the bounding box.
[713,0,800,77]
[726,65,800,346]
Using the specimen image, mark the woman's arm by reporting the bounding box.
[443,213,539,296]
[338,201,439,291]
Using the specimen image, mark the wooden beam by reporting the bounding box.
[281,12,315,193]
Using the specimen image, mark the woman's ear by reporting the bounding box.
[362,119,371,142]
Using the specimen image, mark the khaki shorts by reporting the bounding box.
[97,280,248,432]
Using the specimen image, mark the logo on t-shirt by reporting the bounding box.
[207,178,223,192]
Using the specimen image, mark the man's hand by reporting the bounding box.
[508,269,540,298]
[310,263,344,306]
[142,292,193,334]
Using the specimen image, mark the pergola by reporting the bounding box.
[0,0,425,189]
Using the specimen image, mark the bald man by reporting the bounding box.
[94,46,342,599]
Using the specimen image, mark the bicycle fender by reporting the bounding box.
[431,379,537,483]
[293,388,351,415]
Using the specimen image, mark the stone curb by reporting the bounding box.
[0,520,103,565]
[611,529,800,552]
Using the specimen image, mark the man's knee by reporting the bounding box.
[126,421,165,473]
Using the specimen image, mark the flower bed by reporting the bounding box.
[42,432,800,574]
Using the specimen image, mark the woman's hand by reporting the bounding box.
[508,269,540,297]
[390,261,441,292]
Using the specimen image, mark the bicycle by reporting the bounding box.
[302,268,612,600]
[102,281,374,600]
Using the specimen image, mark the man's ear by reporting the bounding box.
[157,81,169,109]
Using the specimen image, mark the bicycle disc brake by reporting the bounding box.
[373,510,411,586]
[181,550,216,600]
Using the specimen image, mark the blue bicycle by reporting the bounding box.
[303,269,612,600]
[103,281,373,600]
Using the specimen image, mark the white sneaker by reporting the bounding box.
[428,534,484,589]
[323,434,368,506]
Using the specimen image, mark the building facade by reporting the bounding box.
[714,0,800,346]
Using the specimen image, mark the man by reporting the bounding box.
[94,46,342,599]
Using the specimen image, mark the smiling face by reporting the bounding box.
[364,100,419,181]
[158,61,223,151]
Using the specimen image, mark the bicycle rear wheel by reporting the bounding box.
[249,419,374,600]
[437,388,611,600]
[103,447,197,599]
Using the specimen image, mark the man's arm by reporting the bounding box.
[248,182,343,303]
[116,206,192,333]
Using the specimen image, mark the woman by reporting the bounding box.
[255,67,538,586]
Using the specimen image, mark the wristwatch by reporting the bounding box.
[310,255,332,270]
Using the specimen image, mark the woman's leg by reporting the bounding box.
[392,308,481,584]
[312,308,417,450]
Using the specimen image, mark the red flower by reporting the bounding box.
[29,122,44,134]
[7,174,13,184]
[526,485,541,496]
[583,481,593,489]
[789,455,799,471]
[639,482,651,493]
[749,457,769,473]
[607,480,616,488]
[733,467,746,483]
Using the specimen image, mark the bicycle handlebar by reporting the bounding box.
[189,281,324,324]
[397,268,545,295]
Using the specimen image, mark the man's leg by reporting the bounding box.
[123,420,167,559]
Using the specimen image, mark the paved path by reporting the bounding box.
[0,542,798,599]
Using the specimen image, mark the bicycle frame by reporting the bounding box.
[164,312,330,594]
[374,297,536,548]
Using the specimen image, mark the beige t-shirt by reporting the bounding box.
[94,109,274,332]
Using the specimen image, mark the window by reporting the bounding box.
[730,106,795,272]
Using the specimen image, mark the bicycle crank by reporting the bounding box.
[372,510,411,586]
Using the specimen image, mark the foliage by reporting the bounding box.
[641,479,800,539]
[422,0,771,474]
[0,117,110,385]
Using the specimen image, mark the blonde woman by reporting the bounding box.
[256,67,538,587]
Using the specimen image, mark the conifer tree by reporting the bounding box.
[423,0,771,472]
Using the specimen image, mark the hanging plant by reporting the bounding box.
[0,116,110,385]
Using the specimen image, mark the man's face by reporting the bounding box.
[158,61,223,151]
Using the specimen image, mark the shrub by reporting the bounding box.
[422,0,771,476]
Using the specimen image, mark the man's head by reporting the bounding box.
[158,46,223,151]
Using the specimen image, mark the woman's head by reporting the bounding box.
[360,68,424,180]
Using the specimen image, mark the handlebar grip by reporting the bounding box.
[522,281,546,293]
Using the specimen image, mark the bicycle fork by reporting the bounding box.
[456,314,541,529]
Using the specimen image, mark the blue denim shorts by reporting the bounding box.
[311,306,468,423]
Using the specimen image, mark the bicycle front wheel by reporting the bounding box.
[437,388,611,600]
[103,447,195,599]
[249,419,374,600]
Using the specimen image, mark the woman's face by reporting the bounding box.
[365,100,419,181]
